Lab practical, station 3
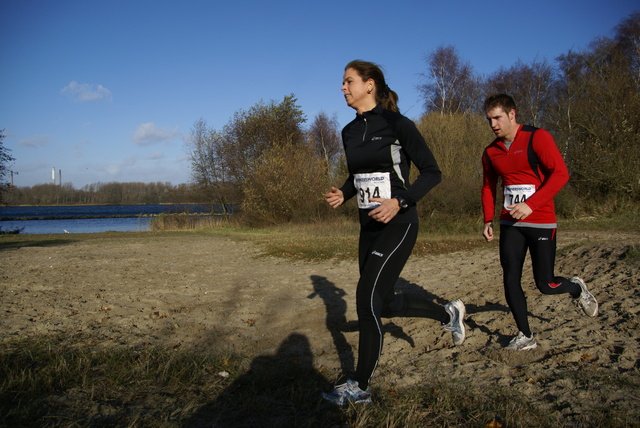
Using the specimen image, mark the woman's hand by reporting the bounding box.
[324,187,344,209]
[368,197,401,223]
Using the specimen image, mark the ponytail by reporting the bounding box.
[381,88,399,113]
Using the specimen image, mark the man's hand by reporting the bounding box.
[507,202,532,221]
[483,222,494,242]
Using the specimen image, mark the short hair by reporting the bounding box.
[484,93,516,113]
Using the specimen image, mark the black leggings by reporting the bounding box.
[354,221,446,390]
[499,225,580,337]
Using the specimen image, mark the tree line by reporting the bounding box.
[4,182,209,206]
[2,12,638,224]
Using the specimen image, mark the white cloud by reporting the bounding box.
[61,81,112,102]
[18,134,52,148]
[132,122,180,146]
[104,164,122,176]
[147,151,164,160]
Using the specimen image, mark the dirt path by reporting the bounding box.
[1,230,639,420]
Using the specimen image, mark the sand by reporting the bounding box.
[1,229,639,421]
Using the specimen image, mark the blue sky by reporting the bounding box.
[1,0,637,188]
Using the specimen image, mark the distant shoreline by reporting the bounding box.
[1,202,209,207]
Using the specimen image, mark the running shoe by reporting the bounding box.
[322,379,371,406]
[571,277,599,317]
[506,331,537,351]
[443,299,466,346]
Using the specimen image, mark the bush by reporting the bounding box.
[421,176,481,219]
[416,112,493,183]
[554,186,585,219]
[241,141,333,226]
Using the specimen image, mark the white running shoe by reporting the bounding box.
[571,277,599,317]
[506,332,537,351]
[443,299,466,346]
[322,379,371,406]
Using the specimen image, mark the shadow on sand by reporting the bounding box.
[185,333,342,427]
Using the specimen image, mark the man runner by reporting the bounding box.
[481,93,598,351]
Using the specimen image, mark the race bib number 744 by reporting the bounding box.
[503,184,536,210]
[354,172,391,209]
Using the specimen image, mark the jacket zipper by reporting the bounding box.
[362,117,368,142]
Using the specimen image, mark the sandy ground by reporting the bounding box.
[1,229,639,422]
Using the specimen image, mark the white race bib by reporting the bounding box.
[504,184,536,210]
[354,172,391,209]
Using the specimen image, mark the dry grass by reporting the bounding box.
[3,333,637,427]
[149,213,237,231]
[7,334,635,428]
[175,216,489,262]
[149,210,639,262]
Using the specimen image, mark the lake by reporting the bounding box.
[0,204,217,234]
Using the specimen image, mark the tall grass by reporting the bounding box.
[149,213,238,231]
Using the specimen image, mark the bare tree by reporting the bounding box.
[614,11,640,87]
[552,13,640,200]
[0,129,15,204]
[485,58,557,127]
[188,119,225,186]
[418,45,482,115]
[307,112,341,176]
[186,118,234,210]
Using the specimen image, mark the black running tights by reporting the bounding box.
[354,222,447,390]
[499,225,581,337]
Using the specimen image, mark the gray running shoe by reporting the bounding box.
[322,379,371,406]
[571,277,599,317]
[443,299,466,346]
[506,331,537,351]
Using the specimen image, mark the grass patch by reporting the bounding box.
[561,210,640,232]
[251,218,359,261]
[362,381,558,428]
[215,218,489,262]
[0,335,239,426]
[622,243,640,267]
[145,210,639,262]
[2,335,637,427]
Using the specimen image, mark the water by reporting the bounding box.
[0,204,215,234]
[0,217,153,234]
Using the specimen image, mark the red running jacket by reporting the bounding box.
[481,125,569,227]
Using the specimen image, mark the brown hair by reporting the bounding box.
[345,60,399,112]
[484,93,517,114]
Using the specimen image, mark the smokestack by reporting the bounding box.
[52,167,55,185]
[59,169,62,186]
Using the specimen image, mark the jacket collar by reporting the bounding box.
[357,104,383,118]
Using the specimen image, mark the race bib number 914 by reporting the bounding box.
[354,172,391,209]
[504,184,536,210]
